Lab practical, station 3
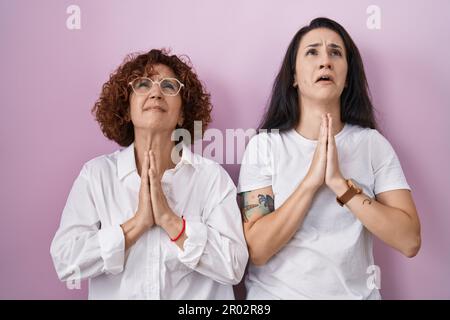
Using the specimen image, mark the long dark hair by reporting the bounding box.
[259,17,377,131]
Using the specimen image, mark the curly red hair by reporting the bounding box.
[92,49,212,146]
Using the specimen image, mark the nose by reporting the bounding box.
[319,53,332,70]
[147,82,163,100]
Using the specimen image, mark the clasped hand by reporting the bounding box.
[304,113,346,194]
[135,150,174,229]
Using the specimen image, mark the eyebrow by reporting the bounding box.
[146,74,172,80]
[305,43,343,50]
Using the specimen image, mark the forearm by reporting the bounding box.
[121,214,150,251]
[51,225,125,281]
[51,231,106,281]
[247,181,317,265]
[331,180,421,257]
[171,218,248,285]
[159,213,187,250]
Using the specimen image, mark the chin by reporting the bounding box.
[145,120,178,132]
[313,92,340,102]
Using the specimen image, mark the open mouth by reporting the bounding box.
[316,75,334,83]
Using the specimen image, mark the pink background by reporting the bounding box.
[1,0,449,299]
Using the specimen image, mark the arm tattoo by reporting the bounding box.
[239,192,274,222]
[362,198,373,205]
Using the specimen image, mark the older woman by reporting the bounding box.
[238,18,421,299]
[51,49,248,299]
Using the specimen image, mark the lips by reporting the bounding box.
[143,105,165,112]
[315,74,334,83]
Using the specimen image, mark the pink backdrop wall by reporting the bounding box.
[1,0,449,299]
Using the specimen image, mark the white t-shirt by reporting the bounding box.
[237,124,410,299]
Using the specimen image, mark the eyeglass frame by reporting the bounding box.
[128,77,185,97]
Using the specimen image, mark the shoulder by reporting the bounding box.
[345,124,387,141]
[365,128,395,152]
[191,152,236,190]
[340,124,389,148]
[243,130,281,160]
[347,126,400,164]
[247,131,272,147]
[80,149,121,179]
[343,123,372,140]
[191,151,230,179]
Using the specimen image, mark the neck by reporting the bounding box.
[134,128,176,176]
[296,98,344,140]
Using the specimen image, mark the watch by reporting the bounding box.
[336,179,362,206]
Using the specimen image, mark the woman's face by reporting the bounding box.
[294,28,348,105]
[129,63,183,133]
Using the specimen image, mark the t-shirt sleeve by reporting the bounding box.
[370,130,411,195]
[237,133,273,193]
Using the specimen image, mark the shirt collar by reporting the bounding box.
[178,143,196,167]
[117,142,198,180]
[117,143,137,180]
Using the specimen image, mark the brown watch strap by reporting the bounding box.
[336,180,362,206]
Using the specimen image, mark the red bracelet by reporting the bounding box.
[170,216,186,242]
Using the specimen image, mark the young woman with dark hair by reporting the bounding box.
[238,18,421,299]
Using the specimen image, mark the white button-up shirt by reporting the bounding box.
[50,143,248,299]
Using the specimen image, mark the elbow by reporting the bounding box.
[50,244,66,281]
[54,267,74,283]
[227,253,250,285]
[248,247,271,266]
[251,257,268,267]
[216,244,249,286]
[50,242,82,282]
[50,252,72,282]
[51,257,74,282]
[227,273,244,286]
[246,236,272,266]
[51,255,86,283]
[402,234,421,258]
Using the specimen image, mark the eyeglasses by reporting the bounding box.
[128,77,184,97]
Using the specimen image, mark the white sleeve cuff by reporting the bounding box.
[97,225,125,275]
[177,220,207,268]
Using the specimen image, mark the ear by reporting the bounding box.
[293,73,299,87]
[177,113,184,127]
